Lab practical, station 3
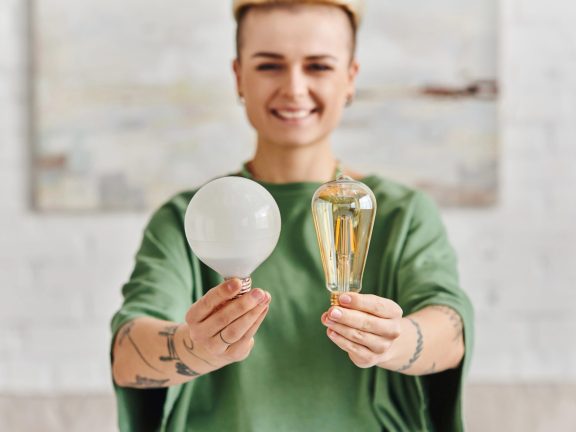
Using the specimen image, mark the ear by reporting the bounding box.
[232,58,242,98]
[347,60,360,97]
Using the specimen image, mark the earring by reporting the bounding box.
[238,95,246,105]
[345,94,354,107]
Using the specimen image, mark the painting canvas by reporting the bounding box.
[33,0,498,210]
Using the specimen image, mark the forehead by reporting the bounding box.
[240,4,352,57]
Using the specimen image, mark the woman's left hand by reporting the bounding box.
[321,292,404,368]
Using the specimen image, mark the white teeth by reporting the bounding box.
[275,110,312,120]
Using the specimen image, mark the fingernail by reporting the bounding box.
[227,279,238,292]
[330,308,342,319]
[325,319,335,326]
[261,292,272,305]
[339,294,352,304]
[251,289,264,301]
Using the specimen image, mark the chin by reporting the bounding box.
[267,135,326,149]
[259,127,332,148]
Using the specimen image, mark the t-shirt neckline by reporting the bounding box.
[237,161,378,194]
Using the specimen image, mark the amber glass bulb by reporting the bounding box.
[311,176,377,305]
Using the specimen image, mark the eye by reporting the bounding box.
[307,63,333,72]
[256,63,283,71]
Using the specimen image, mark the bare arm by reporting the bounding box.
[379,305,464,375]
[112,279,271,388]
[113,317,208,388]
[321,293,465,376]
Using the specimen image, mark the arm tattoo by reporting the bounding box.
[431,305,464,341]
[159,326,179,361]
[159,326,201,377]
[117,320,135,346]
[127,375,170,388]
[396,318,424,373]
[118,321,162,373]
[424,362,437,375]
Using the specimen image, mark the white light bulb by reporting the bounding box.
[184,176,281,295]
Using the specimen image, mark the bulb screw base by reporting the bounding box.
[239,276,252,295]
[330,293,340,306]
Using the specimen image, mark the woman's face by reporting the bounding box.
[233,5,359,149]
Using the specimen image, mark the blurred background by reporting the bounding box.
[1,0,575,430]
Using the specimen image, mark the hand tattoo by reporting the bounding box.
[183,337,216,367]
[396,318,423,373]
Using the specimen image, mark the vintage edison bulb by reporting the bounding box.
[184,176,281,295]
[311,175,376,305]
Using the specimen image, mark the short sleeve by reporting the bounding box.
[111,202,193,336]
[396,191,474,431]
[396,192,464,313]
[110,198,195,432]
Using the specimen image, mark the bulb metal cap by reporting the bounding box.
[330,292,340,306]
[239,276,252,295]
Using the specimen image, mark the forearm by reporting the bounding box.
[379,305,465,376]
[112,317,216,388]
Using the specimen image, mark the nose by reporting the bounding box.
[280,67,308,100]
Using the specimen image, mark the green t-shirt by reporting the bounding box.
[111,173,474,432]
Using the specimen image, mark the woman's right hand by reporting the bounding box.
[181,278,272,373]
[112,279,270,388]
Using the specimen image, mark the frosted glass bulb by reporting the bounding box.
[184,176,281,295]
[311,175,377,306]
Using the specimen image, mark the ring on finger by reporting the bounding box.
[219,330,233,345]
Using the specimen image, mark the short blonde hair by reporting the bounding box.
[234,0,361,60]
[232,0,364,27]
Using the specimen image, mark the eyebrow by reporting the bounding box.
[251,52,338,62]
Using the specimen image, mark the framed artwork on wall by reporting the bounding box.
[32,0,498,211]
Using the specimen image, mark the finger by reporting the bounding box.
[186,279,242,323]
[217,294,271,345]
[199,288,268,337]
[323,319,392,355]
[235,302,269,345]
[338,293,403,319]
[226,305,270,360]
[326,328,376,367]
[323,306,401,338]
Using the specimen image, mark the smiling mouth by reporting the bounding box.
[271,108,319,121]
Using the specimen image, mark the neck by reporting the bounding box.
[248,138,339,183]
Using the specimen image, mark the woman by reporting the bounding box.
[111,1,473,431]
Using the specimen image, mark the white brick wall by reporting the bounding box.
[1,0,575,393]
[0,0,148,393]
